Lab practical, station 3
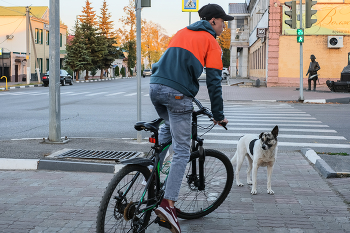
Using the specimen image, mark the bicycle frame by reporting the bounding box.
[118,100,215,230]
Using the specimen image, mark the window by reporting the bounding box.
[39,29,43,44]
[35,28,38,43]
[46,30,49,45]
[35,58,43,72]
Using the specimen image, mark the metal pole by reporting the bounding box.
[26,6,30,84]
[136,0,142,142]
[48,0,61,142]
[189,12,191,25]
[299,0,304,101]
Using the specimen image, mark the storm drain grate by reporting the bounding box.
[57,149,142,160]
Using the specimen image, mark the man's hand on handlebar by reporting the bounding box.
[214,118,228,130]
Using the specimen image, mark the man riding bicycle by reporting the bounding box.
[149,3,233,233]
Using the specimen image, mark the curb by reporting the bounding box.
[277,97,350,104]
[0,84,43,91]
[0,158,124,173]
[300,148,338,178]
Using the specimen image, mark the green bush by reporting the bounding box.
[120,67,126,77]
[130,68,133,76]
[115,66,120,77]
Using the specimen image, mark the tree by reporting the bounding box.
[117,0,136,73]
[115,66,120,76]
[118,0,136,44]
[98,0,119,78]
[217,22,231,68]
[64,20,90,81]
[78,0,107,80]
[78,0,98,27]
[141,20,170,67]
[99,0,115,38]
[125,40,136,74]
[217,22,231,50]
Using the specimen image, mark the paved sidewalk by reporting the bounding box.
[0,149,349,232]
[1,77,350,232]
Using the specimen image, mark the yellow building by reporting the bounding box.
[278,0,350,87]
[229,0,350,87]
[0,6,67,83]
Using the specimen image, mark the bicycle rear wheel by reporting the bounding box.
[177,149,234,219]
[96,165,155,233]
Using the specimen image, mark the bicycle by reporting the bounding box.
[96,98,234,233]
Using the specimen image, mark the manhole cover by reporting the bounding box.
[57,149,142,160]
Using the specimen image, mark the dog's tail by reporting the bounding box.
[230,151,238,165]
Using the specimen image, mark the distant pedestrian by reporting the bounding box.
[306,54,320,91]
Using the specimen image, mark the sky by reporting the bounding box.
[0,0,244,36]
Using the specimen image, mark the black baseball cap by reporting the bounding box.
[198,3,234,21]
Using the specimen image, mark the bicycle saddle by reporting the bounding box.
[134,118,164,133]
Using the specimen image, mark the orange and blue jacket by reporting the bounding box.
[150,20,224,121]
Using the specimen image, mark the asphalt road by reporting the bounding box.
[1,78,349,154]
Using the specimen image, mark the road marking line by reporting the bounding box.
[124,93,137,96]
[198,122,329,128]
[203,140,350,148]
[222,113,312,116]
[203,133,346,140]
[85,92,108,96]
[105,92,126,96]
[201,127,337,133]
[66,92,90,96]
[198,119,323,123]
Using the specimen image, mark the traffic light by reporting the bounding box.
[284,0,296,29]
[305,0,317,28]
[297,29,304,43]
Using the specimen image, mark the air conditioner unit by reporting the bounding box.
[328,36,343,48]
[6,35,14,39]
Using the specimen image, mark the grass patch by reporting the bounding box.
[317,152,349,156]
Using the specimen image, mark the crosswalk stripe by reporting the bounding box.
[222,113,311,116]
[105,92,126,96]
[85,92,108,96]
[66,92,90,96]
[198,119,323,123]
[203,140,350,149]
[124,93,137,96]
[203,133,346,140]
[201,127,337,133]
[198,122,329,128]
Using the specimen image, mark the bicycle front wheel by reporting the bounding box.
[177,149,234,219]
[96,164,154,233]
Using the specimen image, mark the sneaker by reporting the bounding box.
[154,199,181,233]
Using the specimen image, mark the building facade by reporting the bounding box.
[229,0,350,87]
[0,6,67,83]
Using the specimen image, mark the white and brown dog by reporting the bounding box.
[231,126,279,195]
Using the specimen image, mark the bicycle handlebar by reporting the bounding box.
[193,98,227,130]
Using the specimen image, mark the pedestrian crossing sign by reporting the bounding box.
[182,0,199,12]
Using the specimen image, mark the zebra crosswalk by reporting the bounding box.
[198,102,350,151]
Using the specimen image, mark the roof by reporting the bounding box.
[0,6,48,18]
[229,3,248,14]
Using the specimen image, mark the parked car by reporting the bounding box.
[42,69,73,87]
[143,69,152,77]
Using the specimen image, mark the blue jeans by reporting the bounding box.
[149,84,193,201]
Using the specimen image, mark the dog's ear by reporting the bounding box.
[259,132,264,139]
[272,125,279,138]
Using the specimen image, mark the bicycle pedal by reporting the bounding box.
[155,217,172,229]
